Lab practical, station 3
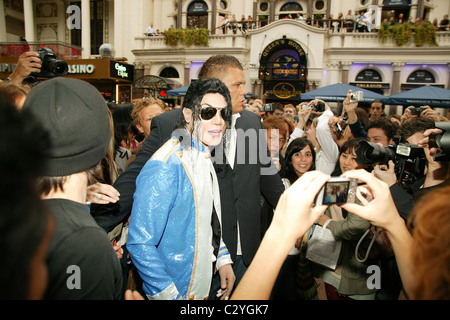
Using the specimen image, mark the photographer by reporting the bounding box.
[5,51,42,91]
[398,117,449,191]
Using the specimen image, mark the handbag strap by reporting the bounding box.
[355,227,378,263]
[323,219,333,229]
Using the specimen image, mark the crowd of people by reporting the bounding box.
[0,51,449,301]
[145,11,450,36]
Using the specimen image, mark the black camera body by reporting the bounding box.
[302,101,326,112]
[410,107,426,116]
[31,47,69,78]
[356,140,427,187]
[429,122,450,162]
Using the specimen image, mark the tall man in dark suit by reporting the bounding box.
[90,55,285,298]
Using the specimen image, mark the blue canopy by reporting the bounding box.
[385,86,450,108]
[166,85,254,99]
[300,82,387,103]
[166,85,190,97]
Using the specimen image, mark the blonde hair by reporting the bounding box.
[130,98,165,126]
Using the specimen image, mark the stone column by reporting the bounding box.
[326,61,341,86]
[447,64,450,89]
[341,61,352,84]
[143,61,152,76]
[211,0,217,35]
[177,0,182,29]
[23,0,36,42]
[270,0,275,22]
[182,60,190,85]
[392,62,405,94]
[0,0,7,42]
[81,0,91,58]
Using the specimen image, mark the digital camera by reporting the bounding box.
[302,101,326,112]
[262,103,273,112]
[315,177,358,206]
[350,91,364,103]
[31,47,69,78]
[410,107,426,116]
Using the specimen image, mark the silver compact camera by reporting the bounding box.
[315,177,358,206]
[350,91,364,103]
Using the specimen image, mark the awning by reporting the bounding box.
[300,83,387,102]
[134,75,182,90]
[166,85,255,99]
[166,85,190,97]
[385,85,450,108]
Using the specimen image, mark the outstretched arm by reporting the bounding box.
[231,171,329,300]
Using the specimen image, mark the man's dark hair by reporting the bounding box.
[398,117,435,141]
[182,77,232,124]
[371,99,385,110]
[367,118,398,141]
[198,55,243,80]
[0,100,51,299]
[267,102,284,115]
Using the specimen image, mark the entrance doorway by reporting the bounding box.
[259,38,307,104]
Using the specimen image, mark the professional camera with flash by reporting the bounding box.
[356,140,427,188]
[30,47,69,78]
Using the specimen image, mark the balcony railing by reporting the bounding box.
[135,19,450,52]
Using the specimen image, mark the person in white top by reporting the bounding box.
[288,100,340,175]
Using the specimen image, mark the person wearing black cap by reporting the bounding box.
[22,77,122,299]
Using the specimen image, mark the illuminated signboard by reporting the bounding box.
[110,61,134,81]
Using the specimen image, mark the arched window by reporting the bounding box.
[280,2,303,11]
[159,67,180,79]
[187,0,208,29]
[356,69,382,82]
[279,1,303,19]
[407,70,435,83]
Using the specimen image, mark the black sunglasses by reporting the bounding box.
[199,103,230,121]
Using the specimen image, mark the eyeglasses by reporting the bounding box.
[199,103,229,121]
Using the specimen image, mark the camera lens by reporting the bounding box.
[51,60,69,77]
[356,141,392,165]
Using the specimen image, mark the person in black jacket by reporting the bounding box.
[90,55,285,299]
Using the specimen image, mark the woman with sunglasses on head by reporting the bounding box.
[127,78,235,300]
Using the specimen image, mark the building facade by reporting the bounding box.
[1,0,450,112]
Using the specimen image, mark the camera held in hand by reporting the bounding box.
[302,101,326,112]
[334,121,348,139]
[30,47,69,78]
[355,140,427,188]
[261,103,273,112]
[315,177,358,206]
[350,91,364,103]
[410,107,426,116]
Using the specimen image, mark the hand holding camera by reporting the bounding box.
[30,47,69,79]
[270,171,330,243]
[8,51,42,87]
[302,100,326,112]
[339,170,403,232]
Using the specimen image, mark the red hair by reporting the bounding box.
[408,184,450,299]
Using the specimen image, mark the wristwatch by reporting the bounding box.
[3,77,12,83]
